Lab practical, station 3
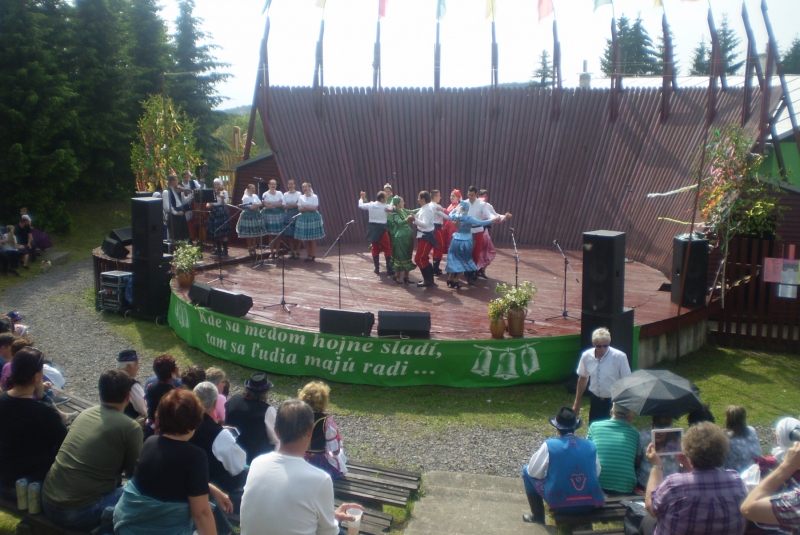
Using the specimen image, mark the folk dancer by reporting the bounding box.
[295,183,325,262]
[466,186,496,284]
[445,201,502,289]
[441,189,462,259]
[358,191,394,276]
[281,180,302,260]
[475,189,511,279]
[206,178,232,257]
[410,191,438,287]
[236,184,266,255]
[386,196,419,284]
[180,170,202,244]
[429,190,449,276]
[260,180,284,259]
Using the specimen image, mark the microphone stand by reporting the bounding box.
[546,239,580,321]
[509,227,520,288]
[251,178,273,270]
[263,215,301,313]
[207,204,242,286]
[322,220,355,309]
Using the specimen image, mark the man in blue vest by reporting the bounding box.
[521,407,605,524]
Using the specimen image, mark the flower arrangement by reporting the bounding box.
[171,241,202,275]
[494,281,537,311]
[488,298,506,320]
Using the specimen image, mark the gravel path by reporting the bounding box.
[0,259,780,479]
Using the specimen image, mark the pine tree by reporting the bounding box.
[600,14,659,77]
[717,14,744,75]
[656,30,680,77]
[128,0,172,110]
[782,37,800,74]
[530,50,553,87]
[689,38,710,76]
[0,0,81,232]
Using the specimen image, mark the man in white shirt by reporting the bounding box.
[411,191,438,287]
[572,327,632,424]
[164,174,190,242]
[358,191,394,276]
[116,350,146,422]
[240,400,362,535]
[429,190,448,276]
[466,186,494,283]
[180,171,202,244]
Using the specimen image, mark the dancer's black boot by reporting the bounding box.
[372,256,381,274]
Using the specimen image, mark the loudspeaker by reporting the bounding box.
[580,308,635,370]
[210,289,253,318]
[110,227,133,245]
[132,257,172,319]
[101,237,129,259]
[582,230,626,314]
[188,281,213,307]
[320,308,375,337]
[671,236,709,307]
[132,198,164,262]
[377,311,431,339]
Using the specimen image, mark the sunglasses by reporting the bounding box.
[594,344,609,348]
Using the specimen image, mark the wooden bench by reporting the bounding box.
[227,502,393,534]
[550,494,638,535]
[332,461,422,509]
[51,388,94,414]
[0,496,88,535]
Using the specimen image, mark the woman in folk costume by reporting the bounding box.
[298,381,347,479]
[386,196,419,284]
[295,182,325,262]
[445,200,504,289]
[260,179,284,259]
[441,189,461,262]
[205,178,232,257]
[475,189,511,279]
[281,179,302,259]
[236,184,266,255]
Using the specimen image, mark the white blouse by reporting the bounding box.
[242,192,262,210]
[212,190,229,206]
[298,194,319,209]
[262,190,284,207]
[282,191,301,207]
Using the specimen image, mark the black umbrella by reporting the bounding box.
[611,370,703,418]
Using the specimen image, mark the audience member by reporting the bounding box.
[572,327,631,424]
[643,422,747,535]
[688,403,716,426]
[0,226,22,276]
[637,416,681,489]
[239,399,362,535]
[14,216,35,267]
[116,350,146,421]
[0,332,13,370]
[772,418,800,463]
[724,405,762,472]
[521,407,604,524]
[0,347,67,499]
[587,403,640,494]
[181,365,207,391]
[144,353,178,431]
[42,370,143,532]
[298,381,348,478]
[742,441,800,534]
[225,372,278,464]
[205,367,227,423]
[113,389,232,535]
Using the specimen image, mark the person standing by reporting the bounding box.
[410,191,437,287]
[445,201,500,289]
[236,184,266,256]
[206,179,232,257]
[386,196,419,284]
[260,180,284,259]
[475,189,511,279]
[281,179,302,259]
[180,171,202,244]
[465,186,494,284]
[429,190,448,276]
[164,174,191,243]
[572,327,631,424]
[295,182,325,262]
[358,191,394,275]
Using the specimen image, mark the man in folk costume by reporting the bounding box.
[429,190,449,276]
[410,191,438,287]
[163,174,190,242]
[466,186,495,284]
[358,191,394,276]
[180,170,202,243]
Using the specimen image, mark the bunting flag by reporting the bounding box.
[316,0,325,8]
[538,0,553,22]
[379,0,387,18]
[436,0,446,20]
[594,0,612,10]
[486,0,496,21]
[262,0,272,14]
[653,0,662,6]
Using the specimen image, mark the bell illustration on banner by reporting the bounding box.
[471,347,493,376]
[521,346,540,376]
[494,351,519,380]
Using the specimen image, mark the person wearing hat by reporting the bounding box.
[358,190,395,276]
[206,178,232,257]
[225,372,279,464]
[521,407,605,524]
[116,350,146,422]
[587,403,641,494]
[386,196,419,284]
[383,183,394,199]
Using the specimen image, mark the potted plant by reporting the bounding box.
[487,298,507,339]
[495,281,536,338]
[171,241,202,288]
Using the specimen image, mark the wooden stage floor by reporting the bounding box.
[177,243,676,341]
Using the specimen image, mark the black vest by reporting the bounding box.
[225,394,273,464]
[307,412,328,453]
[123,380,142,419]
[189,414,236,491]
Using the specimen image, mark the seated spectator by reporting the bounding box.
[0,226,23,276]
[225,372,278,464]
[0,332,13,371]
[15,215,36,265]
[644,422,747,535]
[521,407,604,524]
[637,416,681,489]
[144,353,179,433]
[0,347,67,499]
[298,381,348,478]
[239,399,362,535]
[42,370,143,532]
[117,350,147,421]
[113,389,232,535]
[725,405,762,472]
[772,418,800,463]
[688,402,716,426]
[742,442,800,534]
[587,403,640,494]
[181,365,206,391]
[205,367,227,424]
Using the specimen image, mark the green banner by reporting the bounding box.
[169,293,639,387]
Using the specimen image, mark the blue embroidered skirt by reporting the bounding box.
[445,235,478,274]
[236,209,266,238]
[261,207,285,234]
[295,211,325,241]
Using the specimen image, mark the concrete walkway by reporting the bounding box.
[404,472,554,535]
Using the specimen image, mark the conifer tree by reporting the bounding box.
[782,37,800,74]
[128,0,172,113]
[600,14,659,77]
[530,50,553,87]
[689,38,710,75]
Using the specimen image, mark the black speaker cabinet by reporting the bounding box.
[210,289,253,318]
[132,198,164,262]
[320,308,375,337]
[188,281,213,307]
[671,236,709,307]
[580,308,635,370]
[582,230,626,315]
[101,237,129,259]
[110,227,133,245]
[132,257,172,319]
[377,311,431,339]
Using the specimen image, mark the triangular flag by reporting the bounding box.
[486,0,496,21]
[316,0,325,8]
[653,0,662,6]
[594,0,612,10]
[379,0,387,18]
[437,0,446,20]
[538,0,553,22]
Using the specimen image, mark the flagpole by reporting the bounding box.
[373,0,381,90]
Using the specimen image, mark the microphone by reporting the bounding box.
[346,220,355,225]
[553,239,558,245]
[253,177,263,181]
[790,427,800,442]
[292,213,302,219]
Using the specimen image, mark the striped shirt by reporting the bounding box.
[651,469,747,535]
[587,418,639,493]
[772,487,800,533]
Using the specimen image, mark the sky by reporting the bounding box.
[157,0,800,110]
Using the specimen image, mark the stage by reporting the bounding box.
[163,242,690,387]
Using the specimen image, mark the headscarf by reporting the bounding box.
[392,195,402,206]
[213,178,222,186]
[772,417,800,461]
[451,189,462,199]
[445,189,463,214]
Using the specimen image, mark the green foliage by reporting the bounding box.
[212,111,271,169]
[600,14,659,77]
[487,298,506,320]
[131,94,202,190]
[690,38,710,76]
[736,199,778,238]
[689,15,744,76]
[529,49,553,88]
[494,281,537,310]
[782,37,800,75]
[171,241,202,274]
[128,0,172,116]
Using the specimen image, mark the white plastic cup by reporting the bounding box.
[346,508,363,535]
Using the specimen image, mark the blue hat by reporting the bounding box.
[7,311,22,323]
[246,372,274,392]
[117,350,138,362]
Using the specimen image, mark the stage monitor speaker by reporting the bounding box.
[110,227,133,245]
[582,230,626,315]
[210,288,253,318]
[580,308,634,370]
[377,311,431,339]
[188,281,213,308]
[671,236,709,307]
[101,237,129,259]
[320,308,374,337]
[134,191,154,198]
[132,198,164,262]
[132,257,171,319]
